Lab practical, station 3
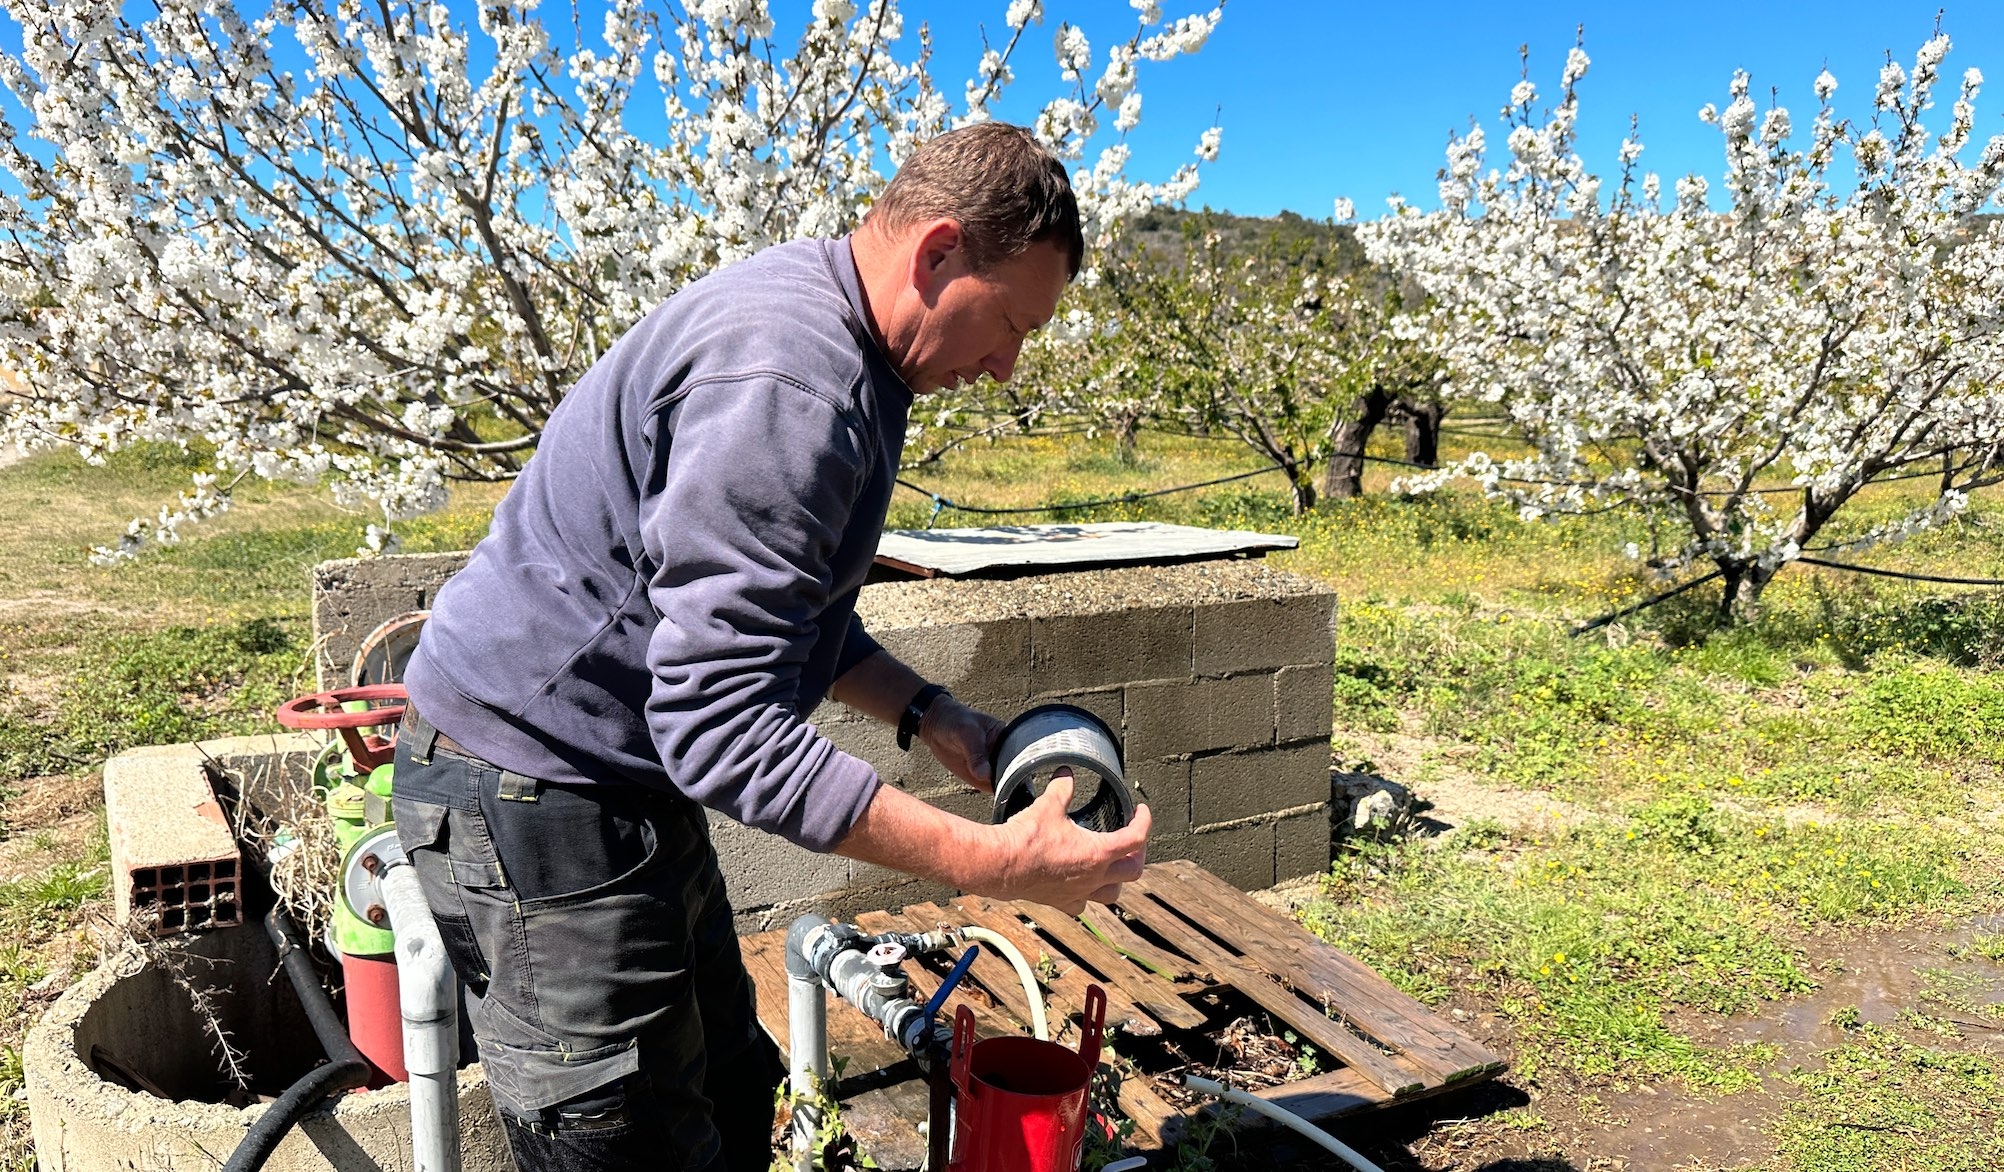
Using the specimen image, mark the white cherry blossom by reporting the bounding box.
[0,0,1221,558]
[1358,34,2004,620]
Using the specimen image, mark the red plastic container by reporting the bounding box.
[341,951,407,1086]
[949,985,1105,1172]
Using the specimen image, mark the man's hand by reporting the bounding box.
[974,768,1151,914]
[919,696,1005,791]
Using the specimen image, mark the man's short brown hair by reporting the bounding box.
[867,122,1085,279]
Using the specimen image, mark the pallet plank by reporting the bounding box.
[1151,861,1504,1082]
[1082,901,1206,982]
[956,896,1160,1037]
[1113,1068,1179,1147]
[1116,881,1428,1098]
[899,901,1048,1034]
[738,861,1503,1167]
[1028,906,1210,1031]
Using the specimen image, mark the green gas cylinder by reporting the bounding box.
[327,760,397,958]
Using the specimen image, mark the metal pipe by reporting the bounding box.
[786,917,831,1172]
[222,910,373,1172]
[382,862,461,1172]
[786,915,969,1171]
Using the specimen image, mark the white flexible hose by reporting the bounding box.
[1182,1076,1385,1172]
[960,925,1050,1041]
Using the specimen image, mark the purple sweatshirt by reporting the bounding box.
[404,237,908,852]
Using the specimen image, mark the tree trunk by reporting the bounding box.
[1323,387,1394,500]
[1717,559,1780,624]
[1288,467,1317,515]
[1400,399,1447,468]
[1115,411,1141,466]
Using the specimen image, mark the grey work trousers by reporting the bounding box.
[391,718,784,1172]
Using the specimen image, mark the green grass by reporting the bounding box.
[1300,799,1986,1090]
[0,617,312,782]
[1761,1024,2004,1171]
[0,815,108,932]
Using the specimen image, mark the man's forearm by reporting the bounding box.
[827,648,928,724]
[832,780,1008,892]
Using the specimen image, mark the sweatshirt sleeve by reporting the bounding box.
[836,612,882,679]
[639,375,883,852]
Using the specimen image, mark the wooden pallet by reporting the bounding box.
[739,860,1504,1169]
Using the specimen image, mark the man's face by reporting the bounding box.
[898,233,1070,396]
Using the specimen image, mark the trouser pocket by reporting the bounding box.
[390,751,503,996]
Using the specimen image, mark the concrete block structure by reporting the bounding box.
[310,552,469,688]
[106,744,245,933]
[310,554,1339,931]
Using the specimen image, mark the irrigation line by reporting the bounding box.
[1573,555,2004,636]
[1569,570,1724,638]
[1796,556,2004,587]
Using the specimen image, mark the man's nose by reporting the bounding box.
[984,340,1024,384]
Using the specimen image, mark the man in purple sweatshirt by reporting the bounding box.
[390,123,1152,1172]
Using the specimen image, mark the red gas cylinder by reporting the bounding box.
[949,985,1105,1172]
[341,952,407,1086]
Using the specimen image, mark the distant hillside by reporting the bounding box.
[1113,206,1399,298]
[1114,206,1375,279]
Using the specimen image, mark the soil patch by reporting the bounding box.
[1344,720,1599,840]
[2,771,100,832]
[1309,914,2004,1171]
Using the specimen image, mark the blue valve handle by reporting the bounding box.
[924,942,982,1029]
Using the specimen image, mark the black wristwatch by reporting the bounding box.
[897,683,951,751]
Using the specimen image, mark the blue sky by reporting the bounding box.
[6,2,2000,222]
[921,1,2004,218]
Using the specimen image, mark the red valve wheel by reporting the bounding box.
[275,683,408,771]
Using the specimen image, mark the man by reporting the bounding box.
[390,122,1152,1172]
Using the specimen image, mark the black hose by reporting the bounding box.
[221,909,373,1172]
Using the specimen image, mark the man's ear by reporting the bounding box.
[909,219,965,303]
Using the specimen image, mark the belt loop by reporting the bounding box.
[497,770,542,803]
[401,707,438,766]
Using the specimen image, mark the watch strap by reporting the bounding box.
[897,683,951,751]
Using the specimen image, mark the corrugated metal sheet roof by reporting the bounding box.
[872,521,1298,579]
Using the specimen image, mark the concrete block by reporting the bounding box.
[1189,820,1275,891]
[309,551,468,687]
[838,876,960,923]
[105,746,242,934]
[914,782,999,825]
[1031,604,1192,690]
[1126,757,1192,838]
[706,811,851,911]
[873,619,1034,710]
[1020,687,1124,736]
[1275,804,1333,882]
[1275,663,1335,743]
[1194,591,1336,676]
[1141,833,1195,865]
[1126,673,1275,759]
[1191,741,1331,828]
